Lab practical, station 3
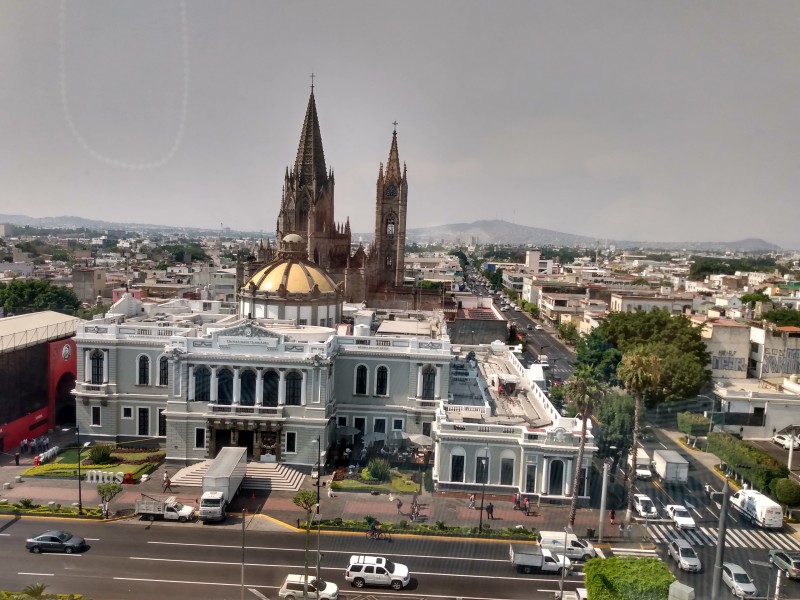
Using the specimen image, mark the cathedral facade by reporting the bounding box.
[237,90,409,305]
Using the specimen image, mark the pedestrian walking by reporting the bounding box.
[468,493,476,508]
[327,485,335,498]
[163,477,174,492]
[412,491,418,509]
[704,483,712,498]
[609,509,616,524]
[486,502,494,520]
[512,492,518,509]
[522,496,530,515]
[626,522,632,538]
[618,522,624,537]
[14,451,20,466]
[20,438,27,453]
[396,498,403,515]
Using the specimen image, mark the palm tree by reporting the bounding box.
[564,365,607,527]
[617,346,662,525]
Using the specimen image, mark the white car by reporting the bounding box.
[535,325,543,330]
[346,555,411,590]
[633,494,658,518]
[665,504,696,529]
[722,563,758,597]
[279,575,339,600]
[772,434,800,450]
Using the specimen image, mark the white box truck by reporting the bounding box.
[199,447,247,523]
[629,447,652,480]
[135,494,195,522]
[509,544,570,575]
[730,489,783,529]
[537,530,597,561]
[652,449,689,484]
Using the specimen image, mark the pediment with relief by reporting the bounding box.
[213,323,281,341]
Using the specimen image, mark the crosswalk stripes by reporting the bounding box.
[646,523,800,551]
[610,547,659,557]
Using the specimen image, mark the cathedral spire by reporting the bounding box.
[294,89,328,189]
[385,124,401,182]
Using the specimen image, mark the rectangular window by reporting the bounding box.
[91,406,101,427]
[337,416,347,427]
[392,419,403,431]
[158,409,167,437]
[122,406,133,419]
[500,458,514,486]
[422,422,432,437]
[298,319,307,326]
[476,455,488,484]
[451,454,465,482]
[194,428,206,449]
[286,432,297,454]
[138,407,149,436]
[373,418,386,433]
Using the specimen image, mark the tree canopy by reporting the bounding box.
[0,279,81,315]
[763,308,800,328]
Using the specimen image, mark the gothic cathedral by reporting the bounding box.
[237,88,409,305]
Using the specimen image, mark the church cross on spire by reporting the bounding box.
[392,120,398,131]
[310,72,316,92]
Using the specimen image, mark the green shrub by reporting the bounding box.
[367,458,391,481]
[772,478,800,507]
[584,556,674,600]
[677,411,710,438]
[19,498,36,509]
[88,444,114,464]
[708,432,789,490]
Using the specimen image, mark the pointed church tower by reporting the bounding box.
[371,125,408,289]
[275,87,351,271]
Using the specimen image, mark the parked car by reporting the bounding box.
[346,555,411,589]
[768,549,800,580]
[721,563,758,597]
[526,324,532,330]
[772,434,800,450]
[535,325,543,330]
[666,504,696,529]
[633,494,658,519]
[278,575,339,600]
[25,530,86,554]
[668,539,702,572]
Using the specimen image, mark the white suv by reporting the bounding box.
[279,575,339,600]
[346,555,411,590]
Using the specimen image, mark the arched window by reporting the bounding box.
[355,365,368,395]
[217,368,233,405]
[159,356,169,386]
[475,450,490,484]
[137,356,150,386]
[285,372,302,406]
[263,371,279,407]
[194,367,210,402]
[421,365,436,400]
[90,350,104,384]
[386,214,396,237]
[240,370,256,406]
[385,255,393,268]
[375,366,389,396]
[297,199,309,229]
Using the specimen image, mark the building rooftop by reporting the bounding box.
[0,311,83,354]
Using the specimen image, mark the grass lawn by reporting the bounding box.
[23,448,164,480]
[331,469,421,493]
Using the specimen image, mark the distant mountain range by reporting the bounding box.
[0,214,782,252]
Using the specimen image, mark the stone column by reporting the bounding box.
[301,370,307,405]
[541,457,549,495]
[435,365,442,399]
[255,369,264,406]
[210,366,218,403]
[84,350,91,382]
[416,365,424,397]
[103,350,109,383]
[278,369,286,405]
[188,365,195,401]
[564,459,573,497]
[233,367,241,405]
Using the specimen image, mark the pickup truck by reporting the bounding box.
[135,494,195,522]
[509,544,570,575]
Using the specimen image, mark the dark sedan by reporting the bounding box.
[26,530,86,554]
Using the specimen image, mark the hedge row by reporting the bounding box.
[584,556,674,600]
[708,431,789,489]
[677,411,710,438]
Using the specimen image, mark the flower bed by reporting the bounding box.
[330,468,420,493]
[302,516,539,540]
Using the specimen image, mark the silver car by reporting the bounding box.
[722,563,757,597]
[668,539,701,572]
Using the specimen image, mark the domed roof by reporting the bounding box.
[246,257,337,295]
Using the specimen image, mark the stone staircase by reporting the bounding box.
[170,460,305,492]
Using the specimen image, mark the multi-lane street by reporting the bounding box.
[1,517,589,600]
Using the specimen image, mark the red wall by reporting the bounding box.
[0,407,48,452]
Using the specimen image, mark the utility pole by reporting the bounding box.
[598,459,612,542]
[710,480,731,600]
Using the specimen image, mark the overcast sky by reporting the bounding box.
[2,1,798,248]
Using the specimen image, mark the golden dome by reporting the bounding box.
[246,258,337,295]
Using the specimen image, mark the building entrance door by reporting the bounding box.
[238,429,254,457]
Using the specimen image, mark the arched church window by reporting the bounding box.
[297,199,309,229]
[386,215,395,237]
[385,256,393,268]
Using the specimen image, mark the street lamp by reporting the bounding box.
[76,440,91,515]
[559,525,573,596]
[477,447,489,531]
[312,436,322,582]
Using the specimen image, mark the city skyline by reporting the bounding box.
[2,1,799,248]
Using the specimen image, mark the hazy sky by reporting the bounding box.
[2,1,799,247]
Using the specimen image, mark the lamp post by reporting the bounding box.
[598,458,612,543]
[312,436,322,582]
[477,447,489,531]
[76,440,90,515]
[559,525,573,596]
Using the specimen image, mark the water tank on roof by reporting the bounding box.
[354,324,370,337]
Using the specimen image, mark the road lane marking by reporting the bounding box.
[248,589,270,600]
[130,557,570,582]
[19,573,54,576]
[145,541,509,563]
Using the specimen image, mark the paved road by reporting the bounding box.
[2,517,589,600]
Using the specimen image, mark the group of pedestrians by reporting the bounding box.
[20,436,49,455]
[609,509,633,537]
